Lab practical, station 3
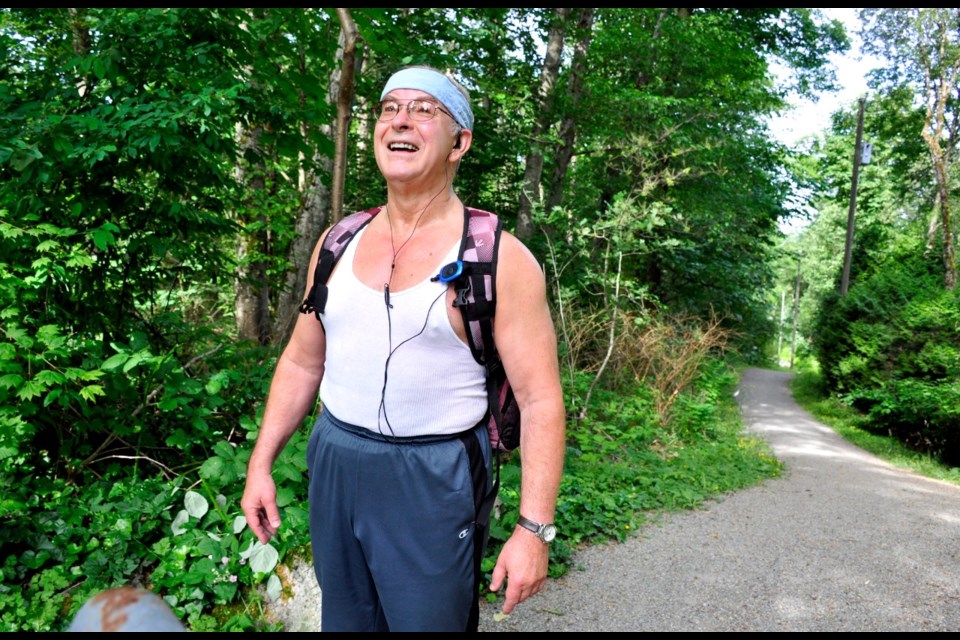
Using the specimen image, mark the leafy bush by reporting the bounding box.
[0,323,295,631]
[845,377,960,465]
[811,244,960,463]
[1,475,175,631]
[0,407,308,632]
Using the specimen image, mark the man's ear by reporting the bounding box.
[449,129,472,160]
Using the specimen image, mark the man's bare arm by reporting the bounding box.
[487,232,566,613]
[241,237,329,544]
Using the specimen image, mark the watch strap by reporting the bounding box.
[517,514,555,543]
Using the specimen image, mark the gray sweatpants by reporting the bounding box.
[306,410,495,632]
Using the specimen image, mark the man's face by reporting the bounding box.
[373,89,459,187]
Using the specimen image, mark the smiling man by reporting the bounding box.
[241,65,566,633]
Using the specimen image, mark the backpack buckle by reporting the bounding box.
[453,282,470,307]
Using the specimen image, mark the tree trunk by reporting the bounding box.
[331,9,361,225]
[68,9,94,98]
[932,158,957,289]
[273,162,331,345]
[517,8,569,241]
[272,11,364,344]
[234,123,273,344]
[919,12,960,290]
[545,8,595,214]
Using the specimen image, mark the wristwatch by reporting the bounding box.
[516,515,557,544]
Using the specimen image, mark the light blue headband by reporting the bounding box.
[380,68,474,131]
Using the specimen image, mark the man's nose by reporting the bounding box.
[392,105,413,127]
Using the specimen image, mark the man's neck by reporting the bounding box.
[385,186,459,228]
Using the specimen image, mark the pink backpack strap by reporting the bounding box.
[299,207,380,319]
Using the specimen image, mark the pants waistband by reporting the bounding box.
[323,408,483,445]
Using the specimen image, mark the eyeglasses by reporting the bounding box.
[377,99,453,123]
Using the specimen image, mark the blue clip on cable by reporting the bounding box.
[437,260,463,283]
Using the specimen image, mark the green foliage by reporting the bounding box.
[0,476,177,631]
[539,9,835,356]
[784,6,960,498]
[0,401,311,632]
[148,487,282,630]
[536,194,668,311]
[811,242,960,464]
[0,7,254,479]
[0,13,312,629]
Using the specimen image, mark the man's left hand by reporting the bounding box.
[488,528,550,614]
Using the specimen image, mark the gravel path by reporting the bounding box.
[267,367,960,632]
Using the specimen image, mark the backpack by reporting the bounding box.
[298,205,521,455]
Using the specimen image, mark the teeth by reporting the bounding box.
[389,143,417,151]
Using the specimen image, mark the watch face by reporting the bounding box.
[541,524,557,543]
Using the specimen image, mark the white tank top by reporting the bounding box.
[318,225,487,437]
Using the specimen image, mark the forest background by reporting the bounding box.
[1,8,958,631]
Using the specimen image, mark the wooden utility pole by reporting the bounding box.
[790,253,802,369]
[778,290,786,365]
[841,97,866,296]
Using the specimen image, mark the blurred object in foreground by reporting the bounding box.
[68,586,187,632]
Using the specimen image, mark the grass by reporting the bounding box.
[788,366,960,488]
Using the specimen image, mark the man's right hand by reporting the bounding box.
[241,470,282,544]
